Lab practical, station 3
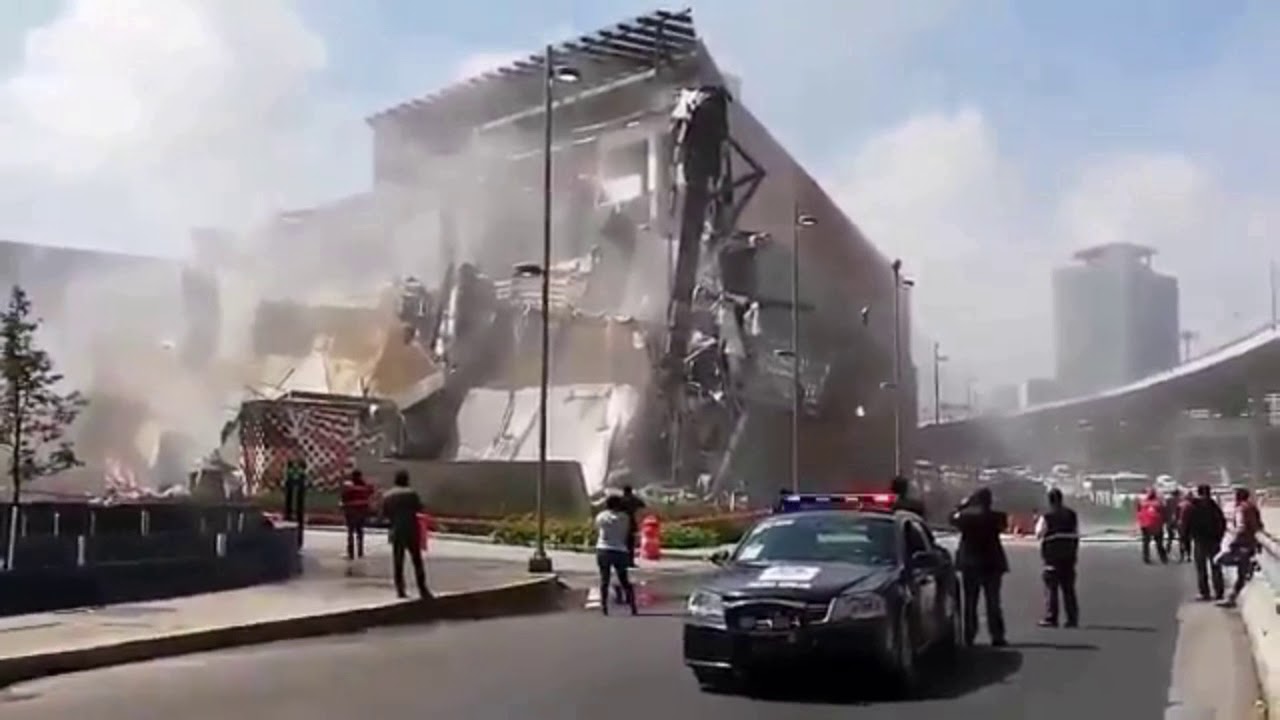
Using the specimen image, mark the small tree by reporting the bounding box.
[0,286,87,561]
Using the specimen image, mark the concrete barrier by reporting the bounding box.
[0,575,569,688]
[1241,529,1280,716]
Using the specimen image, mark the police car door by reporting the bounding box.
[903,519,936,643]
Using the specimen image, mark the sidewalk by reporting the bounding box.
[0,552,562,687]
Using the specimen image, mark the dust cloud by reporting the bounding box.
[0,1,649,491]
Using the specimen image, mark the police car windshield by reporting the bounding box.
[733,514,897,566]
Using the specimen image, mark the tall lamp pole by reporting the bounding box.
[932,342,948,425]
[790,204,818,493]
[890,260,913,477]
[528,47,579,575]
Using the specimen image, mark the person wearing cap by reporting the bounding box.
[1035,488,1080,628]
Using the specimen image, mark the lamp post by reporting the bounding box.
[528,47,580,575]
[890,260,913,477]
[790,205,818,493]
[932,342,948,425]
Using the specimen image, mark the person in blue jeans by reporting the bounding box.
[595,494,638,615]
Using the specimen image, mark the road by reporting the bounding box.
[0,543,1241,719]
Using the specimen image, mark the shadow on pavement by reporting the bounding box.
[1080,624,1157,633]
[737,647,1024,705]
[1010,641,1100,651]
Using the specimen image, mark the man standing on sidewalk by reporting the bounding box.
[380,469,431,600]
[340,469,375,561]
[1035,488,1080,628]
[1183,484,1227,601]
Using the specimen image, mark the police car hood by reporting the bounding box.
[706,561,896,602]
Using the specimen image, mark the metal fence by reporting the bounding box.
[0,501,274,573]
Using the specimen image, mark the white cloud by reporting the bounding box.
[0,0,363,255]
[830,108,1280,395]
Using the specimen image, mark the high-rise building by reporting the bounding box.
[1053,242,1180,396]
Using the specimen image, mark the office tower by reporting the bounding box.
[1053,243,1180,396]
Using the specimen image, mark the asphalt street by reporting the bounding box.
[0,543,1201,720]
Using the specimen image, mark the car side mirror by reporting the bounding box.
[911,550,942,570]
[708,550,730,566]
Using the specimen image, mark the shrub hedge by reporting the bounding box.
[490,514,729,550]
[256,492,758,550]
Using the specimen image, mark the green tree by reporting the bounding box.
[0,285,87,506]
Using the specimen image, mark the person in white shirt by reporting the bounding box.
[595,494,638,615]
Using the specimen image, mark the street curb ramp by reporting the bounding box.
[1241,534,1280,718]
[0,575,568,689]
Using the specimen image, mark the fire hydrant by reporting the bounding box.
[640,514,661,561]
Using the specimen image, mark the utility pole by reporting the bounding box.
[1180,330,1198,363]
[789,200,818,492]
[790,198,801,493]
[890,260,912,476]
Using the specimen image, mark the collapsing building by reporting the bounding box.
[239,9,915,505]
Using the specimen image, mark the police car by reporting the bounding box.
[683,493,962,694]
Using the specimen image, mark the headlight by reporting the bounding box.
[686,590,726,628]
[827,592,886,622]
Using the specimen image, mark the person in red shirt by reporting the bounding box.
[1137,490,1168,564]
[340,469,376,561]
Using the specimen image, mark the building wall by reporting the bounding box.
[725,101,912,483]
[1053,253,1179,396]
[363,60,912,486]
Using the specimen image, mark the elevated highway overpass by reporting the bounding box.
[919,323,1280,483]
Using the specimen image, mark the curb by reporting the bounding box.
[0,575,568,689]
[1240,577,1280,717]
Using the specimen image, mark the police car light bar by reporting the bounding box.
[777,493,897,514]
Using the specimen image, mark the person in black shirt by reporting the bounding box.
[1183,484,1227,601]
[773,488,791,512]
[1035,488,1080,628]
[618,485,646,567]
[951,487,1009,647]
[890,475,926,518]
[380,469,431,600]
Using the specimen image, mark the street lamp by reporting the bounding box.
[790,206,818,493]
[890,259,913,477]
[528,47,579,575]
[933,342,949,425]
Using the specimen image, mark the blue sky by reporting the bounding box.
[0,1,1276,387]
